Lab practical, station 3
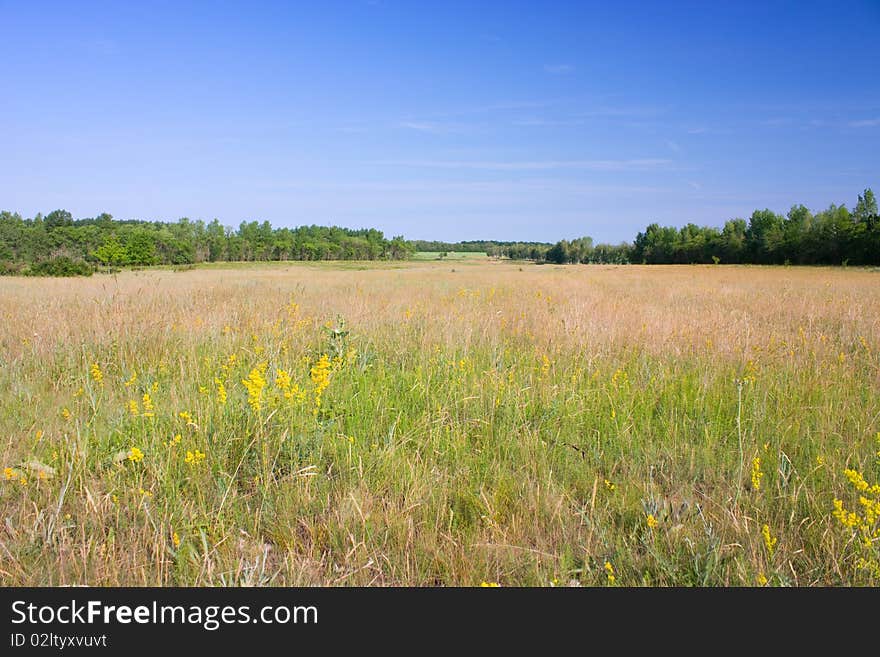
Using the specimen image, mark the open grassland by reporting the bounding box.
[411,251,490,261]
[1,263,879,586]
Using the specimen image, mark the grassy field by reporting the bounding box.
[411,251,490,261]
[1,262,878,586]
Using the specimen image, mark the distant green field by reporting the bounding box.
[412,251,488,261]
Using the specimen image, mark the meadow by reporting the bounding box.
[1,261,878,586]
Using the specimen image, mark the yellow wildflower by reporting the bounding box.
[142,393,154,418]
[540,354,551,378]
[215,378,227,405]
[275,369,292,392]
[242,368,267,412]
[604,561,616,585]
[310,354,332,408]
[844,469,871,493]
[646,514,658,529]
[172,532,181,548]
[127,447,144,463]
[751,457,764,491]
[124,372,137,387]
[128,399,140,416]
[479,581,500,587]
[761,524,777,556]
[185,450,206,466]
[756,572,768,586]
[90,363,103,385]
[832,499,860,528]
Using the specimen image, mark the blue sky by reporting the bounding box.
[1,1,878,243]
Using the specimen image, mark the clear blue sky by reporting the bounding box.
[1,1,878,243]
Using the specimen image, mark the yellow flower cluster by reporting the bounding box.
[90,363,104,385]
[4,466,26,485]
[540,355,551,378]
[276,369,305,402]
[215,378,227,405]
[833,498,860,528]
[834,469,880,544]
[127,447,144,463]
[761,524,777,556]
[844,468,880,496]
[751,457,764,491]
[185,449,206,466]
[142,393,155,418]
[310,354,332,409]
[242,367,267,412]
[604,561,616,585]
[832,466,880,576]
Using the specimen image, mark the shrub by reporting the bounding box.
[25,256,94,277]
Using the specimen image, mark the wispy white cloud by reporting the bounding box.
[255,178,669,197]
[510,117,585,127]
[372,159,673,171]
[578,106,664,118]
[686,127,708,135]
[439,99,560,117]
[544,64,574,75]
[399,121,468,134]
[664,139,681,153]
[849,117,880,128]
[761,117,794,126]
[687,181,702,191]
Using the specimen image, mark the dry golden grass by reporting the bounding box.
[1,262,878,586]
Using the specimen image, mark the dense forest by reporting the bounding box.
[543,188,879,266]
[0,212,412,275]
[0,188,876,275]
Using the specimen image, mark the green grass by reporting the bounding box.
[0,263,878,586]
[412,251,489,261]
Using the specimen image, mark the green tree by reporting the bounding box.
[854,188,877,224]
[93,234,128,266]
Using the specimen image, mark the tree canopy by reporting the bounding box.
[0,214,414,275]
[1,188,876,275]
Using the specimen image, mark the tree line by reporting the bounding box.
[629,189,878,266]
[0,211,413,275]
[1,188,876,275]
[542,188,878,266]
